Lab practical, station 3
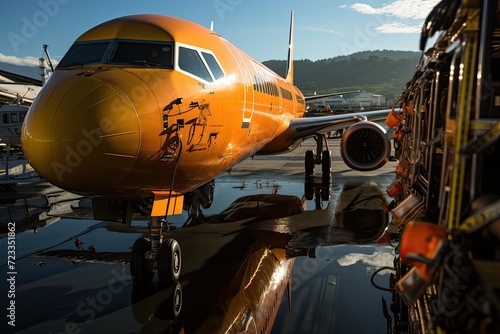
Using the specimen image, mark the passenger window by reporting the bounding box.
[111,42,173,68]
[10,113,18,123]
[58,41,109,67]
[202,52,225,80]
[179,47,213,82]
[2,113,8,124]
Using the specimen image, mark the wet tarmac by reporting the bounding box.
[1,138,398,333]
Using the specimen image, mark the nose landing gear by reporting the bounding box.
[130,217,182,287]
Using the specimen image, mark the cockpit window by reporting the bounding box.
[57,41,109,68]
[178,47,213,82]
[57,40,173,69]
[202,52,225,80]
[110,41,173,68]
[57,40,224,79]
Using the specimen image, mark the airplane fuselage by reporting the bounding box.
[22,15,305,198]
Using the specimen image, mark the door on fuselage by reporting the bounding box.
[220,38,254,130]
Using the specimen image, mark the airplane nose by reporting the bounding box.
[22,72,141,194]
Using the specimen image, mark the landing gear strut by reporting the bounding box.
[304,133,332,177]
[129,181,214,285]
[130,217,182,286]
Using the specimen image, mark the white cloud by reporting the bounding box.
[337,249,394,270]
[0,52,59,68]
[350,3,382,15]
[349,0,440,20]
[376,22,422,33]
[303,26,339,34]
[0,53,40,67]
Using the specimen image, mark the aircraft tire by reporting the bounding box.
[321,150,331,176]
[158,238,181,286]
[305,150,315,176]
[131,238,154,285]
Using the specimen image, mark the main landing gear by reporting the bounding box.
[305,133,332,177]
[131,217,181,286]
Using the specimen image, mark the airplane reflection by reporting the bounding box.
[0,179,389,333]
[129,180,389,333]
[333,180,389,243]
[0,188,85,235]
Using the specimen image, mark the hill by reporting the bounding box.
[263,50,421,101]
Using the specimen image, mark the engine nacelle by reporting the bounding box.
[340,121,391,171]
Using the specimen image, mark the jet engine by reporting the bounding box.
[340,121,390,171]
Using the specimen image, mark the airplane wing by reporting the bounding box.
[0,83,41,104]
[288,109,391,141]
[258,108,394,173]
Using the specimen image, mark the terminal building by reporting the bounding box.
[308,91,390,113]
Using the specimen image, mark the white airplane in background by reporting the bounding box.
[0,74,41,147]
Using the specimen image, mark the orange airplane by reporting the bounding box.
[21,12,391,285]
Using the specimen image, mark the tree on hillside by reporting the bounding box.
[262,50,420,100]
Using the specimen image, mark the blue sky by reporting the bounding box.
[0,0,440,67]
